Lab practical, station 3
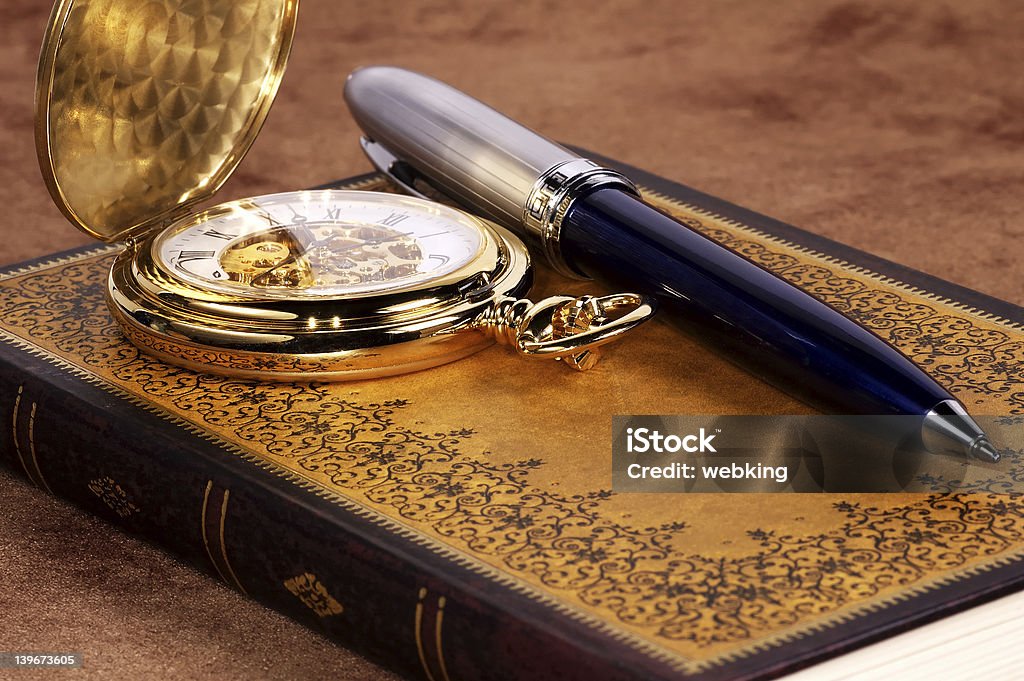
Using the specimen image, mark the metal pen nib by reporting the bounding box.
[922,400,1000,463]
[973,438,1001,463]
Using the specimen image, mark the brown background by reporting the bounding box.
[1,1,1022,679]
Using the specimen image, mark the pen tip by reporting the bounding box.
[923,400,1000,463]
[971,437,1001,463]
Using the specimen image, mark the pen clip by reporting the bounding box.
[360,137,458,206]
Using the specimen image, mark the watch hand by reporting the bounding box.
[246,203,324,257]
[236,200,286,230]
[251,232,410,286]
[244,207,324,284]
[250,232,321,287]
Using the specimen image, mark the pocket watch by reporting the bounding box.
[34,0,653,381]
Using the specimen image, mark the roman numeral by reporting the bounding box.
[324,207,341,220]
[202,229,236,241]
[380,212,409,227]
[177,250,215,262]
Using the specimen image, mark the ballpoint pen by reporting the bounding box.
[343,66,999,463]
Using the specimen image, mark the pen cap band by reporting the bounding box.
[525,159,638,278]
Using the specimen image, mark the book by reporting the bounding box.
[1,158,1022,680]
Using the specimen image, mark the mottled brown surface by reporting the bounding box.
[1,1,1022,679]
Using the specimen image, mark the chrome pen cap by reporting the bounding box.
[343,66,637,277]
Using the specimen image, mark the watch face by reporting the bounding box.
[152,191,487,299]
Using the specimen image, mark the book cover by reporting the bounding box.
[1,161,1022,680]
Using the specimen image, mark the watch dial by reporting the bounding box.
[153,191,486,299]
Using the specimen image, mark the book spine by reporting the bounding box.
[0,345,673,681]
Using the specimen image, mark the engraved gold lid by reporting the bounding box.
[35,0,298,243]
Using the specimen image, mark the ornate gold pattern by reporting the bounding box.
[88,476,139,518]
[1,177,1023,673]
[284,573,343,617]
[113,317,337,375]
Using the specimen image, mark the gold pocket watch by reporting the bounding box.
[34,0,653,381]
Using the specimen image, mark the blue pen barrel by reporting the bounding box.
[560,188,949,416]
